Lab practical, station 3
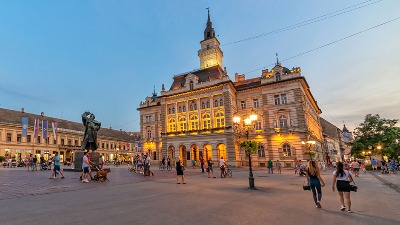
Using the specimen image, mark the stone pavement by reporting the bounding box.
[0,166,399,225]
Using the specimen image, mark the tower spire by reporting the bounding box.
[204,7,215,40]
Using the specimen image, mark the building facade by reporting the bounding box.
[138,12,323,167]
[0,108,136,164]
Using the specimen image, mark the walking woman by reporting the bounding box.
[332,162,353,213]
[306,160,325,208]
[176,158,185,184]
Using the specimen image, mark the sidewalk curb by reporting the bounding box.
[369,171,400,193]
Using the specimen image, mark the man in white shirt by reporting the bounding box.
[219,157,226,178]
[350,160,360,177]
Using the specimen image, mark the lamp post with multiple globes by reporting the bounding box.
[233,110,258,189]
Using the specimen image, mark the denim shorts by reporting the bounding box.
[83,167,89,173]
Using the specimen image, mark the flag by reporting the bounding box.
[52,121,58,141]
[137,141,141,148]
[33,119,39,138]
[22,117,28,137]
[42,120,48,139]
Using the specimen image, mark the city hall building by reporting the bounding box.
[138,12,323,167]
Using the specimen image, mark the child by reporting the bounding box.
[361,162,366,173]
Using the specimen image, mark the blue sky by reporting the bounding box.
[1,0,399,132]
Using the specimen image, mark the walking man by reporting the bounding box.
[50,152,65,179]
[267,159,273,174]
[275,160,282,174]
[200,156,205,173]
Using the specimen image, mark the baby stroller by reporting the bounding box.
[40,162,50,170]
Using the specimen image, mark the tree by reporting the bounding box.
[351,114,400,159]
[239,140,258,155]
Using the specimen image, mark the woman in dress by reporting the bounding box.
[332,162,353,213]
[176,158,185,184]
[306,160,325,208]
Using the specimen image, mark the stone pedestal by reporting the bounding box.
[72,151,100,172]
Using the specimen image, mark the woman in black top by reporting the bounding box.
[176,158,185,184]
[306,160,325,208]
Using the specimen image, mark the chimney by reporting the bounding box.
[21,108,25,113]
[41,112,44,117]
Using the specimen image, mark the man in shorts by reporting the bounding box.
[371,159,377,170]
[82,151,90,183]
[49,152,65,179]
[350,160,360,177]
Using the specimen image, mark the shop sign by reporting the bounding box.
[5,149,11,152]
[25,150,32,153]
[16,150,22,153]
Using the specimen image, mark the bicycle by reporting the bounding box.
[222,165,232,178]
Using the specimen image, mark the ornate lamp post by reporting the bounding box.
[233,110,258,189]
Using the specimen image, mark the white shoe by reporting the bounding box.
[85,179,89,183]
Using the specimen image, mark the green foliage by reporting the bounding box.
[239,140,258,155]
[303,150,316,159]
[351,114,400,158]
[0,156,5,162]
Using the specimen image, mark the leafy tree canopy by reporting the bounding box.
[239,140,258,155]
[351,114,400,159]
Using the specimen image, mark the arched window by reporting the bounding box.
[189,115,199,130]
[215,112,225,128]
[189,81,194,90]
[189,104,193,111]
[202,114,211,129]
[147,130,151,139]
[168,118,176,132]
[258,145,265,157]
[283,143,291,156]
[279,115,288,128]
[201,102,205,109]
[220,99,223,106]
[214,100,218,107]
[179,117,187,131]
[276,73,281,81]
[206,101,210,108]
[178,106,182,113]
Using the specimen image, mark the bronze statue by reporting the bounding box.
[81,112,101,151]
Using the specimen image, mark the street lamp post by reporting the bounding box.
[233,110,258,190]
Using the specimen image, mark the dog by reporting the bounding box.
[96,168,111,181]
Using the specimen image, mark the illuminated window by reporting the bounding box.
[168,118,176,132]
[189,81,194,90]
[258,145,265,157]
[283,144,291,156]
[202,114,211,129]
[179,117,187,131]
[215,112,225,128]
[189,115,199,130]
[279,115,288,128]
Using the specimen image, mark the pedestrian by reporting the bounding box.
[332,161,337,169]
[350,160,360,177]
[27,154,32,171]
[200,156,205,173]
[219,157,226,178]
[275,160,282,174]
[207,157,216,178]
[32,155,38,171]
[81,151,90,183]
[306,160,325,208]
[267,159,273,174]
[99,156,104,170]
[50,152,65,179]
[176,158,185,184]
[332,162,353,213]
[191,158,196,169]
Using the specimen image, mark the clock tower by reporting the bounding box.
[198,9,223,69]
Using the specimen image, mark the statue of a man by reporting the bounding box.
[81,112,101,151]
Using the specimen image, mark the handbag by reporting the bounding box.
[303,180,311,191]
[349,174,358,192]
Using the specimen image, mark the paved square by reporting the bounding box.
[0,166,399,225]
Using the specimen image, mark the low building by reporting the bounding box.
[0,108,135,164]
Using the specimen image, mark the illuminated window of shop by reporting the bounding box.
[283,144,291,156]
[202,114,211,129]
[215,112,225,128]
[179,117,187,131]
[189,115,199,130]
